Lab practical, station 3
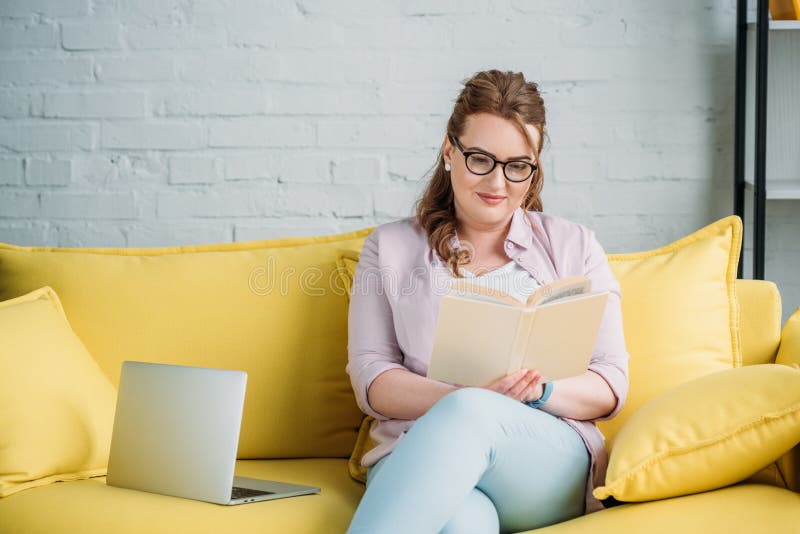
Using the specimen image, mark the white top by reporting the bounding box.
[457,260,541,305]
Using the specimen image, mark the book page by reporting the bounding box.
[427,294,521,386]
[522,292,609,381]
[525,275,592,307]
[448,278,523,307]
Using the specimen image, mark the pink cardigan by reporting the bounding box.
[346,206,630,515]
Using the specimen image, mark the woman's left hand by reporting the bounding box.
[479,368,543,403]
[518,370,544,403]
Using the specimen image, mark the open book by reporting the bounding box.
[426,275,609,387]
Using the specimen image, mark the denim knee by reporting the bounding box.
[425,387,503,419]
[414,387,509,441]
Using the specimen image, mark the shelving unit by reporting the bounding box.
[760,20,800,30]
[734,0,800,279]
[743,180,800,199]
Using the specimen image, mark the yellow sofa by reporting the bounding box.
[0,221,799,534]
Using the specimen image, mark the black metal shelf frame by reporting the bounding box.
[734,0,769,280]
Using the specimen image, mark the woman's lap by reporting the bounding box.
[371,462,500,534]
[351,387,590,534]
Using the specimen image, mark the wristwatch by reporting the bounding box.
[524,381,553,409]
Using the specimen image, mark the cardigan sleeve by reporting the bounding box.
[582,228,630,422]
[345,229,408,421]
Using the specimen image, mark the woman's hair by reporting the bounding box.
[414,69,548,278]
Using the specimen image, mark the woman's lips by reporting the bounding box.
[477,192,506,205]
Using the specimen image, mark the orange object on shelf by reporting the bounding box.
[770,0,800,19]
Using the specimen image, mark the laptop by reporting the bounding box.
[106,361,321,505]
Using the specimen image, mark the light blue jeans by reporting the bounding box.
[346,387,590,534]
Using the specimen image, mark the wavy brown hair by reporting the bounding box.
[414,69,548,278]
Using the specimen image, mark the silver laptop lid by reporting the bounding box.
[107,361,247,505]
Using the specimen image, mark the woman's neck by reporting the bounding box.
[455,216,512,261]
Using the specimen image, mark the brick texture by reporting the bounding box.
[0,0,796,323]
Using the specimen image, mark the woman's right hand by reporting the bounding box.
[479,368,542,402]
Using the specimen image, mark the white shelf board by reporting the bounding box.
[744,178,800,199]
[771,20,800,30]
[747,20,800,30]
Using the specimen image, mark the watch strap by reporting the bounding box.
[525,381,553,409]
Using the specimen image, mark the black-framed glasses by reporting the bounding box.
[448,134,538,183]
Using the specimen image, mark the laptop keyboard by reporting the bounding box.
[231,486,274,500]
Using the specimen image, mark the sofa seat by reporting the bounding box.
[3,463,798,534]
[528,483,800,534]
[0,459,365,534]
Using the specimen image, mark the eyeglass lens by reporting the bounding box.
[466,154,533,182]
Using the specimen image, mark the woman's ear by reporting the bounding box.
[442,135,453,167]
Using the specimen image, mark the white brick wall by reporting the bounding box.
[61,22,121,51]
[44,91,146,118]
[0,0,797,323]
[0,157,22,185]
[25,158,72,186]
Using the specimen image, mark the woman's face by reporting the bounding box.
[443,112,540,231]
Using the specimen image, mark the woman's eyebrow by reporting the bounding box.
[463,144,532,161]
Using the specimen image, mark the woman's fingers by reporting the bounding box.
[480,368,543,402]
[505,368,530,391]
[488,368,527,393]
[505,372,529,397]
[507,371,541,401]
[520,381,541,403]
[512,370,543,402]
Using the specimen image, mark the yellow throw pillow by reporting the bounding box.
[600,215,743,445]
[593,364,800,503]
[0,287,116,498]
[777,307,800,369]
[775,307,800,492]
[336,249,362,298]
[0,229,372,459]
[348,416,376,484]
[338,249,375,483]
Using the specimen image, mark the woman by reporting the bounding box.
[345,70,629,533]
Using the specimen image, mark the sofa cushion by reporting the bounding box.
[0,286,116,498]
[592,364,800,503]
[600,215,743,444]
[336,250,361,297]
[336,249,377,485]
[522,483,800,534]
[0,459,364,534]
[347,415,374,484]
[0,229,372,459]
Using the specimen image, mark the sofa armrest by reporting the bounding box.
[776,306,800,493]
[776,306,800,368]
